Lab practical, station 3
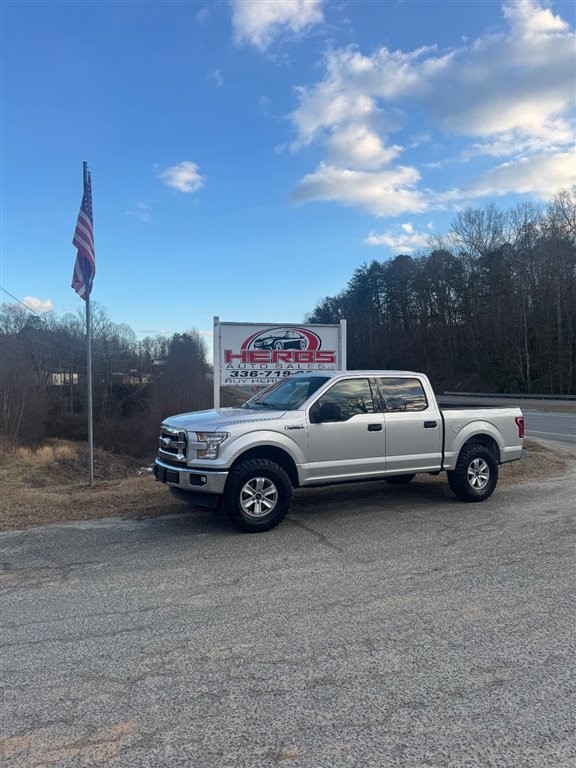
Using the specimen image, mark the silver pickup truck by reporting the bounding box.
[154,370,524,532]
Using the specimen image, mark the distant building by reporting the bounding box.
[50,372,79,386]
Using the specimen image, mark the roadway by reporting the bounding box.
[2,467,575,767]
[523,410,576,445]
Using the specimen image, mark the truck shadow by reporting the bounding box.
[293,476,452,511]
[161,476,455,536]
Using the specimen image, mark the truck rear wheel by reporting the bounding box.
[224,459,293,532]
[448,443,498,502]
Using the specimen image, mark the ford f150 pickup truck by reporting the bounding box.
[154,371,524,532]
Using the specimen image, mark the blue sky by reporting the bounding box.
[1,0,575,345]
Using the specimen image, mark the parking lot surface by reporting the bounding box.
[2,468,576,767]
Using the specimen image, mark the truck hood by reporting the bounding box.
[162,407,291,433]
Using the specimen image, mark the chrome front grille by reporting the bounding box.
[158,426,187,463]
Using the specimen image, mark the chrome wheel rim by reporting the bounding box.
[240,477,278,518]
[467,458,490,489]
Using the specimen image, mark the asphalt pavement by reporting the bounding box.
[524,410,576,444]
[2,466,576,767]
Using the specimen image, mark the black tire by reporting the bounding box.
[447,443,498,502]
[223,459,293,532]
[385,474,415,485]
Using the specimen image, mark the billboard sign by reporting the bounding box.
[213,318,346,406]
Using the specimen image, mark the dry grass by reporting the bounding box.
[0,438,572,532]
[0,439,182,531]
[498,439,572,485]
[0,438,135,486]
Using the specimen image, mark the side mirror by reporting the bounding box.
[318,401,342,422]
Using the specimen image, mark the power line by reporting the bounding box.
[0,286,45,318]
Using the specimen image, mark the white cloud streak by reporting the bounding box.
[455,150,576,200]
[212,69,224,87]
[158,162,205,193]
[126,201,152,222]
[364,222,432,252]
[231,0,323,50]
[293,162,427,216]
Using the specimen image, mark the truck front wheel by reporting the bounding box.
[224,459,293,532]
[448,443,498,502]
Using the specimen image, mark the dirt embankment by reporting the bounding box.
[0,440,179,531]
[0,438,572,532]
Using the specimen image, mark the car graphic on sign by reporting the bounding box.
[253,330,307,351]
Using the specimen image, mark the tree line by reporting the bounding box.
[0,304,212,454]
[307,189,576,395]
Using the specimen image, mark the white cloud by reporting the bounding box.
[22,296,53,313]
[462,118,573,159]
[126,201,151,222]
[158,161,205,193]
[422,161,442,170]
[291,45,453,146]
[231,0,323,50]
[460,150,576,200]
[364,222,431,252]
[326,123,403,170]
[289,0,575,216]
[503,0,568,35]
[293,162,427,216]
[212,69,224,87]
[195,6,210,24]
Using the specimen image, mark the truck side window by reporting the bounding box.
[312,378,375,421]
[378,378,428,412]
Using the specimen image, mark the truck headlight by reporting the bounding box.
[195,432,228,459]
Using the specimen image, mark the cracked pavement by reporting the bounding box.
[1,468,576,767]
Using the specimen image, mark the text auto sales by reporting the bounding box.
[224,349,336,371]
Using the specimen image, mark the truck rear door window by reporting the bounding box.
[378,378,428,412]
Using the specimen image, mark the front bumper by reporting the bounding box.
[153,459,228,495]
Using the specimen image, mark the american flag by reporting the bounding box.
[71,163,95,300]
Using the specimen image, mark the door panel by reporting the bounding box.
[307,414,386,482]
[383,411,442,473]
[305,377,385,483]
[377,376,442,473]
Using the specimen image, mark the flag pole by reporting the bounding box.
[83,161,94,486]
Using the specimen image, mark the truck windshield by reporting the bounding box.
[242,375,329,411]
